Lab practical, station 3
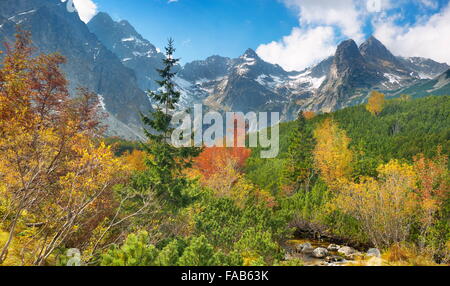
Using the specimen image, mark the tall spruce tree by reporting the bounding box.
[140,39,201,210]
[283,112,316,192]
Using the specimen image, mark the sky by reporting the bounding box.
[70,0,450,71]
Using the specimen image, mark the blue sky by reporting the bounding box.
[87,0,299,63]
[73,0,450,70]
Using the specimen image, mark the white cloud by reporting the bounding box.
[256,0,367,71]
[72,0,98,23]
[257,0,450,71]
[283,0,364,41]
[256,0,366,71]
[366,0,392,13]
[374,3,450,64]
[257,26,336,71]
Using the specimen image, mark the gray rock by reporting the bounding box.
[327,244,341,251]
[301,246,315,254]
[367,248,381,258]
[312,247,329,258]
[295,242,312,253]
[338,246,356,256]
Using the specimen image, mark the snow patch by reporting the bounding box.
[383,73,401,84]
[121,37,136,42]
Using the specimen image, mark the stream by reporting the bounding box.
[283,238,382,266]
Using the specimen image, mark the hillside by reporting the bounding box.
[246,95,450,191]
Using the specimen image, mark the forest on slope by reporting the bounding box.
[0,33,448,266]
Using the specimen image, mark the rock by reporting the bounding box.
[325,255,345,263]
[295,242,312,252]
[367,248,381,258]
[338,246,356,257]
[301,246,315,254]
[301,242,312,249]
[327,244,341,251]
[296,242,312,253]
[312,247,329,258]
[295,242,314,253]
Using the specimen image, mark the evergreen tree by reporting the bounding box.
[283,112,316,192]
[100,231,159,266]
[139,39,201,210]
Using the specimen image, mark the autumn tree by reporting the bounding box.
[366,91,385,116]
[413,149,449,253]
[192,146,251,180]
[334,160,419,248]
[0,31,133,265]
[313,118,353,187]
[303,111,316,120]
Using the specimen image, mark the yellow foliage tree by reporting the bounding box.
[334,160,419,248]
[122,149,147,172]
[366,91,385,116]
[313,118,353,187]
[0,32,130,265]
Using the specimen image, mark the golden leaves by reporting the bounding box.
[313,118,353,188]
[366,91,385,116]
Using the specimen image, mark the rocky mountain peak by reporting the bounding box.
[333,39,367,75]
[360,35,397,63]
[90,11,112,23]
[88,12,165,91]
[242,48,259,60]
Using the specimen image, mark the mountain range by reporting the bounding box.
[1,0,449,138]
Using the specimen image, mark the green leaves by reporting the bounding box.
[101,231,158,266]
[139,39,201,210]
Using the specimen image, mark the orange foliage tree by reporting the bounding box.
[413,149,449,247]
[189,118,275,208]
[303,111,316,120]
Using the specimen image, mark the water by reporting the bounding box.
[284,239,349,266]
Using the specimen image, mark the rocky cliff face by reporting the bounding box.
[2,3,448,135]
[307,36,449,112]
[87,12,166,92]
[175,48,326,120]
[0,0,151,139]
[309,39,384,112]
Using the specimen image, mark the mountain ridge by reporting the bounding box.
[2,5,449,137]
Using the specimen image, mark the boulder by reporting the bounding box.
[327,244,341,251]
[301,246,315,254]
[338,246,356,257]
[312,247,329,258]
[296,242,313,253]
[367,248,381,258]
